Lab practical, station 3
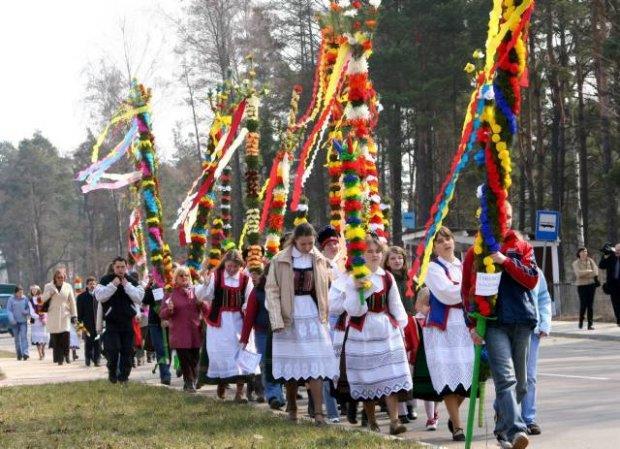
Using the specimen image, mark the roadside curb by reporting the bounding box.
[551,332,620,342]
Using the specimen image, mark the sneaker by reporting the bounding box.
[526,423,541,435]
[512,432,529,449]
[328,417,340,424]
[425,418,437,431]
[399,414,410,424]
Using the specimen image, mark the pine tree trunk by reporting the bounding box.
[592,0,617,242]
[387,104,404,245]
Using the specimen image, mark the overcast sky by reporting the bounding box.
[0,0,191,158]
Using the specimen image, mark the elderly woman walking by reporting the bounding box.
[160,266,209,392]
[41,268,77,365]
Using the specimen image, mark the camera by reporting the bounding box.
[601,242,615,256]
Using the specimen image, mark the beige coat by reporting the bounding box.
[266,245,331,330]
[572,258,599,287]
[41,282,77,334]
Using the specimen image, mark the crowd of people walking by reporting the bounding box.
[19,212,617,448]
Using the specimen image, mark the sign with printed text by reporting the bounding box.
[475,272,503,296]
[535,210,560,241]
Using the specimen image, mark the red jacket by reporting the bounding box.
[462,230,539,326]
[159,287,209,349]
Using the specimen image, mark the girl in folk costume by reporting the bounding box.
[341,233,411,435]
[266,223,339,425]
[408,287,440,431]
[28,285,49,360]
[423,226,474,442]
[383,245,417,424]
[200,250,257,402]
[160,266,209,392]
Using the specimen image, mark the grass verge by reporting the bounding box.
[0,381,425,449]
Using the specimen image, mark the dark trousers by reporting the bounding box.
[50,332,69,364]
[577,284,596,326]
[149,324,171,382]
[84,335,101,365]
[104,328,134,382]
[176,348,200,386]
[611,292,620,325]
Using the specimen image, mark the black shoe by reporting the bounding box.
[452,428,465,441]
[268,398,284,410]
[93,362,100,367]
[109,375,118,384]
[406,405,417,420]
[256,395,266,404]
[399,415,410,424]
[65,355,71,364]
[161,379,171,386]
[588,325,595,330]
[17,355,22,361]
[578,321,583,329]
[527,423,541,435]
[347,404,358,424]
[23,355,29,361]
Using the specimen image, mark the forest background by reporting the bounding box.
[1,0,619,286]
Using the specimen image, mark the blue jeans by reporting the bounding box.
[149,324,171,383]
[254,330,283,402]
[13,322,29,358]
[323,380,339,419]
[521,332,540,425]
[486,324,530,441]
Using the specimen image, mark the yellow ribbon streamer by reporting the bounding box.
[91,104,150,163]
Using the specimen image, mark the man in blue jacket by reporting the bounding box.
[463,203,539,449]
[521,268,552,435]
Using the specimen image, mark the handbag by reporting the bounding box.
[602,282,611,295]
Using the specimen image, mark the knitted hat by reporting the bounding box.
[317,225,339,249]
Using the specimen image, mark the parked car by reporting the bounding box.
[0,284,17,335]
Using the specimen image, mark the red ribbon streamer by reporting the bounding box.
[178,99,247,244]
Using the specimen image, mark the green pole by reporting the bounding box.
[465,313,488,449]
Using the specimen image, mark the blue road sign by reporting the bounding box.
[535,210,560,241]
[403,212,416,229]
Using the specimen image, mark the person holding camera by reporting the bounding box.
[94,257,145,384]
[572,248,599,330]
[598,243,620,326]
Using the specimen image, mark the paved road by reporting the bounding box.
[1,333,618,448]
